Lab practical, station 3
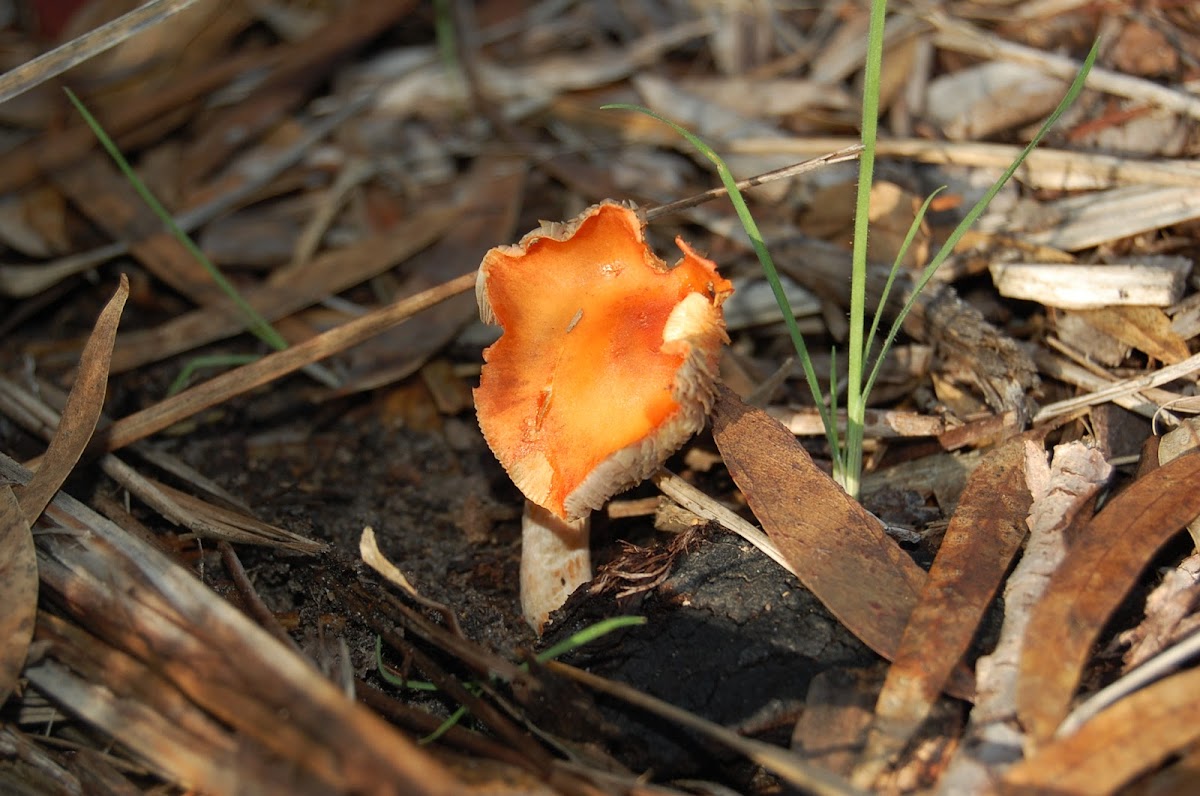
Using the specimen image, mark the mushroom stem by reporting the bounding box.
[520,500,591,633]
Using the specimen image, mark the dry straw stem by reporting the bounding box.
[97,271,476,454]
[0,0,205,105]
[728,137,1200,191]
[1033,347,1181,425]
[642,144,862,221]
[1034,350,1200,423]
[652,469,794,578]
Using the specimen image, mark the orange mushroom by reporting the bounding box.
[474,200,733,630]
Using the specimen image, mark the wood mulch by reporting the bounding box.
[1,1,1199,794]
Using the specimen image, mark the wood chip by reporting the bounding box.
[1019,188,1200,251]
[990,258,1191,310]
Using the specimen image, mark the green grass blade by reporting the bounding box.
[861,187,944,385]
[377,617,646,744]
[420,705,468,744]
[374,635,438,690]
[166,353,261,396]
[864,38,1100,405]
[841,0,890,498]
[66,89,288,351]
[535,615,646,664]
[828,346,841,474]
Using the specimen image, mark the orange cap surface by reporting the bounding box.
[475,201,733,521]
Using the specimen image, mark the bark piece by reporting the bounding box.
[778,237,1037,421]
[991,258,1191,310]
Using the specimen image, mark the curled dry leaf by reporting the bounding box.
[14,274,128,524]
[1016,450,1200,743]
[2,275,126,708]
[0,486,35,707]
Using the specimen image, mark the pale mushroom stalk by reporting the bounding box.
[474,201,733,633]
[520,501,591,632]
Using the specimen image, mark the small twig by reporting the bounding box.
[1034,351,1200,424]
[94,270,477,455]
[727,137,1200,190]
[652,469,796,580]
[0,0,205,105]
[642,145,862,221]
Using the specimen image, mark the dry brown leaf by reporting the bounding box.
[0,485,36,707]
[938,441,1111,793]
[710,385,938,676]
[14,274,127,524]
[857,439,1030,783]
[1016,450,1200,743]
[1003,665,1200,793]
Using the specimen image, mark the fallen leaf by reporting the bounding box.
[14,275,127,524]
[937,441,1111,792]
[1016,450,1200,743]
[0,485,36,707]
[857,439,1030,784]
[1003,665,1200,793]
[710,385,934,673]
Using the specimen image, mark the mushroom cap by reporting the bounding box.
[474,201,733,521]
